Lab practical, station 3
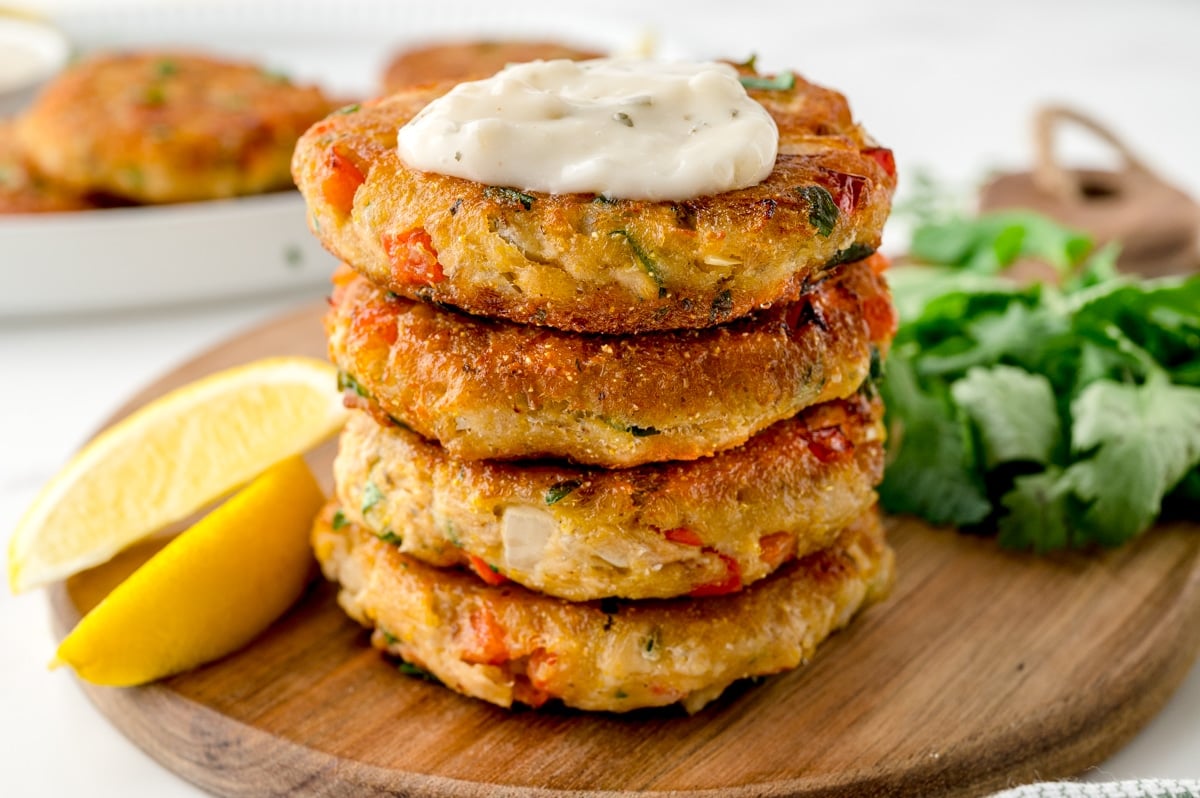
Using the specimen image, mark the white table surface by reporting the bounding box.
[1,1,1197,795]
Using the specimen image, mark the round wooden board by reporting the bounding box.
[50,302,1200,798]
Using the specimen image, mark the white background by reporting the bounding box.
[1,0,1198,795]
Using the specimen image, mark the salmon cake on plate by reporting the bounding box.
[19,52,335,203]
[0,121,95,213]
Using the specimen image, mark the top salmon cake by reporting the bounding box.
[293,65,895,333]
[19,52,335,204]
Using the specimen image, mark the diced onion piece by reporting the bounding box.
[501,505,556,572]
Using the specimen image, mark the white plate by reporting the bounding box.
[1,0,679,317]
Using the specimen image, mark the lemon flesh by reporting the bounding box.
[54,455,324,686]
[8,356,345,593]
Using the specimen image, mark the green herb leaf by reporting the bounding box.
[484,185,535,210]
[825,242,876,269]
[376,529,403,546]
[1066,377,1200,545]
[331,103,361,116]
[545,480,581,505]
[795,185,838,237]
[997,468,1074,552]
[331,510,348,531]
[398,661,440,682]
[951,366,1060,468]
[878,357,992,526]
[738,72,796,91]
[886,207,1200,550]
[337,370,369,398]
[361,481,385,514]
[610,229,665,295]
[627,424,661,438]
[909,212,1092,275]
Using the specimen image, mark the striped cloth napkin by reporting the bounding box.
[992,780,1199,797]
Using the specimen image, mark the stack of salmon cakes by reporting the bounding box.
[295,59,899,713]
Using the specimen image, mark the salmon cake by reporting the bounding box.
[328,254,894,466]
[293,66,895,333]
[18,52,334,203]
[333,394,884,601]
[382,40,602,93]
[0,121,94,213]
[313,502,893,713]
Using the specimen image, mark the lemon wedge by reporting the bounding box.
[8,356,345,594]
[53,455,324,686]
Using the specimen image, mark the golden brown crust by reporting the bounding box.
[293,68,896,332]
[18,52,335,203]
[327,255,895,466]
[313,501,893,713]
[382,40,603,94]
[333,395,884,600]
[0,121,95,213]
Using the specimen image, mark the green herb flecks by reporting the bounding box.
[642,629,662,662]
[545,480,582,505]
[154,59,179,78]
[380,629,400,646]
[262,69,291,85]
[337,370,369,398]
[738,71,796,91]
[331,510,348,531]
[142,84,166,106]
[376,529,403,546]
[826,242,876,268]
[361,481,385,514]
[611,230,666,297]
[398,661,440,683]
[735,54,758,71]
[484,185,535,210]
[331,103,361,116]
[796,185,839,237]
[881,210,1200,551]
[627,424,661,438]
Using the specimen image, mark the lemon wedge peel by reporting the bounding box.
[8,356,345,594]
[52,455,324,687]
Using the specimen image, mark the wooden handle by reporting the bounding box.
[1033,105,1156,199]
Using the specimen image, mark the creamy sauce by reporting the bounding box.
[397,58,778,201]
[0,42,48,92]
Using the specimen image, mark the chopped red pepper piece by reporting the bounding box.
[689,553,742,597]
[863,294,898,343]
[758,532,795,569]
[863,251,891,275]
[862,147,896,178]
[818,167,869,214]
[807,426,854,463]
[320,145,364,217]
[462,607,509,665]
[380,228,446,286]
[466,553,508,586]
[663,527,704,547]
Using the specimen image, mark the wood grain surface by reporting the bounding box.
[49,302,1200,798]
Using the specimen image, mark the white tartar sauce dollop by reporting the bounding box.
[396,58,779,201]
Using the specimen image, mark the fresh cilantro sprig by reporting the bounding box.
[880,212,1200,551]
